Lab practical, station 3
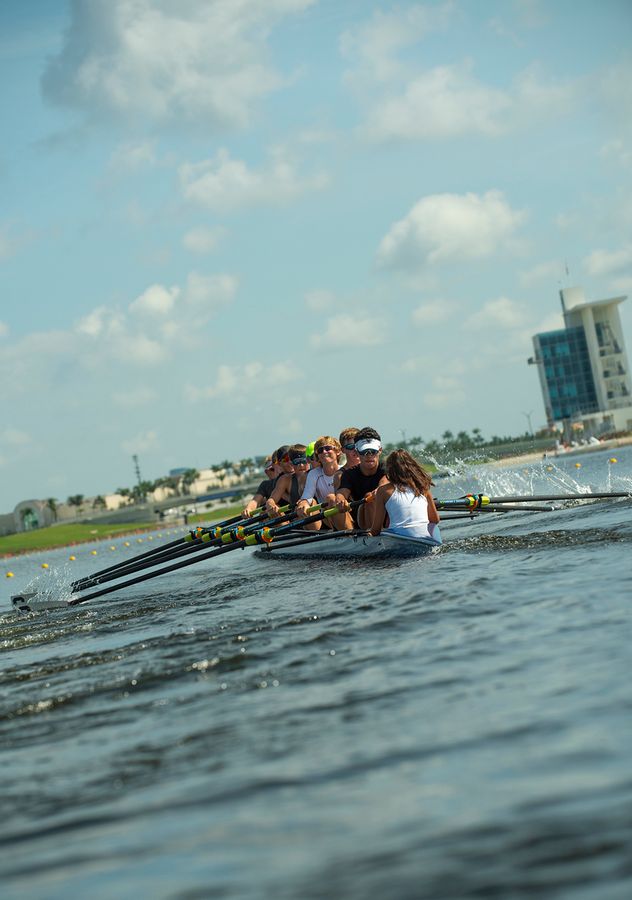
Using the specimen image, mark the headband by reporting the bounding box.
[355,438,382,453]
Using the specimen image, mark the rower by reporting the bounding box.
[266,444,310,518]
[327,426,388,530]
[369,449,441,543]
[242,456,277,517]
[295,436,343,531]
[333,426,359,490]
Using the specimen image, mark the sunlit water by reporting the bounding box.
[2,447,632,899]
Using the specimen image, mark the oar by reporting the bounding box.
[70,507,275,591]
[70,506,291,592]
[436,490,630,510]
[67,501,363,606]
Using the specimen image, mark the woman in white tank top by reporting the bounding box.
[369,449,441,544]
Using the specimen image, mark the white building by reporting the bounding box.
[531,287,632,435]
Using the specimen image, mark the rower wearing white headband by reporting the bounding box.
[326,426,387,530]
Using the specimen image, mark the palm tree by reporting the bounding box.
[92,495,107,511]
[180,468,200,495]
[67,494,85,515]
[46,498,58,522]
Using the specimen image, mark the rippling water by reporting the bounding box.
[2,447,632,899]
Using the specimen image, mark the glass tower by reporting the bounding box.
[530,287,632,434]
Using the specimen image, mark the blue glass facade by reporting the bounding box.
[536,327,599,420]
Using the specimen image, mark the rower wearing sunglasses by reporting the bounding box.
[295,436,343,531]
[327,426,388,530]
[333,426,360,490]
[265,444,310,518]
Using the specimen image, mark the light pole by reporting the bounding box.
[522,410,533,436]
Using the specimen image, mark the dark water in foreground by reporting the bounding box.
[2,447,632,899]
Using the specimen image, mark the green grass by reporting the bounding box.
[0,505,247,556]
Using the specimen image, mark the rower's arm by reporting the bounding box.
[426,490,440,523]
[369,484,391,536]
[243,494,264,516]
[269,474,289,504]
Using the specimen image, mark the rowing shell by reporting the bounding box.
[256,528,442,559]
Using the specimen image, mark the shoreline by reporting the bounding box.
[486,434,632,469]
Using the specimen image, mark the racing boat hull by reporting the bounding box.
[257,528,441,559]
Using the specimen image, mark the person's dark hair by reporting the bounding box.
[385,449,433,496]
[339,426,359,446]
[274,445,290,462]
[288,443,306,456]
[355,426,381,443]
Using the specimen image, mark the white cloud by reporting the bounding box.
[183,272,237,311]
[113,334,166,366]
[411,300,455,325]
[365,62,510,140]
[467,296,528,330]
[343,3,575,142]
[180,148,328,212]
[108,141,156,173]
[130,284,180,317]
[186,361,300,402]
[0,270,239,396]
[583,245,632,277]
[182,226,226,255]
[42,0,315,131]
[305,290,335,312]
[309,313,386,349]
[378,190,525,271]
[0,321,8,338]
[341,3,453,86]
[364,62,575,141]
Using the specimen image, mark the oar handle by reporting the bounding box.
[436,494,490,510]
[243,498,366,545]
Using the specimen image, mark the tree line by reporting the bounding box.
[43,460,259,519]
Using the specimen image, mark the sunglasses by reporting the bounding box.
[317,445,336,454]
[291,456,308,465]
[342,442,357,451]
[358,448,379,457]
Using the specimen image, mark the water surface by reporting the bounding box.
[2,447,632,898]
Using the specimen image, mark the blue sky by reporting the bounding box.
[1,0,631,509]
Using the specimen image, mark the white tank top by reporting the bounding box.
[384,488,433,539]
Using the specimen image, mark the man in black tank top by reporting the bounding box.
[327,427,387,529]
